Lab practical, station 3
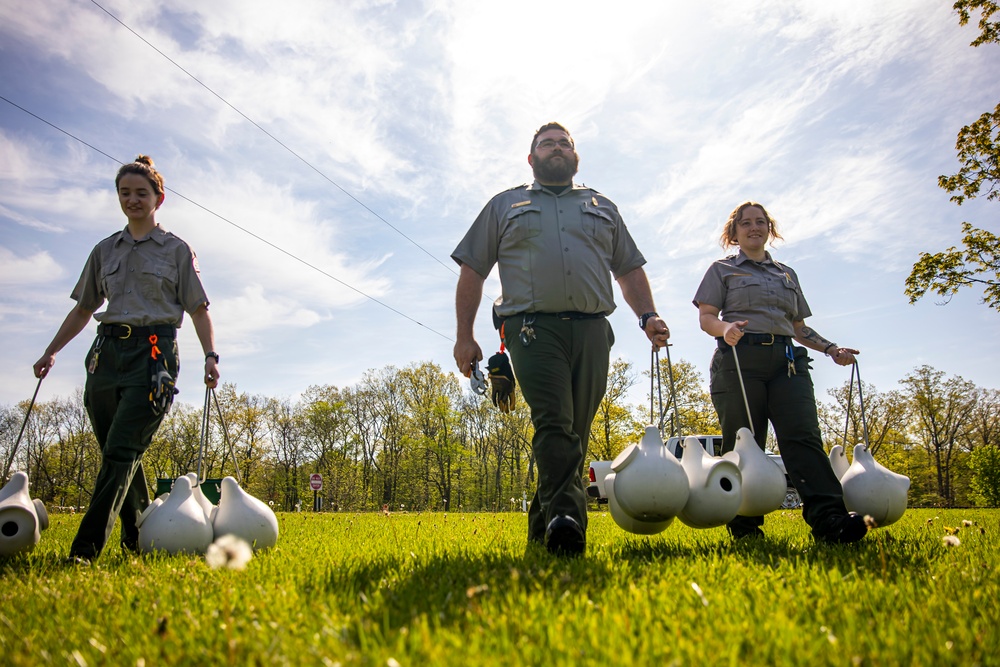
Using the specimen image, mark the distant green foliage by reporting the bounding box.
[969,445,1000,506]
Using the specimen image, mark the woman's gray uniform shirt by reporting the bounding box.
[693,250,811,337]
[451,182,645,317]
[72,225,210,327]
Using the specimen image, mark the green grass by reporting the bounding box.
[1,508,998,666]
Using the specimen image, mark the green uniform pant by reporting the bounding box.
[504,314,613,544]
[71,335,177,559]
[709,342,848,538]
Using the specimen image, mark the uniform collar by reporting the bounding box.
[113,224,167,247]
[529,179,578,194]
[733,248,773,266]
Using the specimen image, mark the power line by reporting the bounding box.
[0,93,454,343]
[88,0,459,280]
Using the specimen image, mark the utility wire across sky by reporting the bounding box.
[0,93,454,343]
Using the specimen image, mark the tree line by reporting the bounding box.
[2,359,999,511]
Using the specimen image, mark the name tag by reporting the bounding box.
[511,200,531,208]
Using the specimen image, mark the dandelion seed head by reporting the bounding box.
[942,535,961,547]
[205,534,253,570]
[962,519,974,527]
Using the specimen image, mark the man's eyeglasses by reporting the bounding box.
[536,139,574,151]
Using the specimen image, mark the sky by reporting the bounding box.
[1,0,998,417]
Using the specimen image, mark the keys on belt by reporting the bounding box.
[519,314,536,347]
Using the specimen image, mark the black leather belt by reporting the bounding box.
[549,311,607,320]
[98,323,177,339]
[717,333,792,348]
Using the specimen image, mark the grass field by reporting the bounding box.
[1,508,997,666]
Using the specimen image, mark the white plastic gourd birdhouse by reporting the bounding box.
[606,473,674,534]
[0,471,49,557]
[608,425,690,526]
[136,494,166,527]
[828,444,850,479]
[137,474,214,555]
[186,472,215,519]
[677,436,743,528]
[839,443,910,527]
[722,428,787,517]
[212,477,279,550]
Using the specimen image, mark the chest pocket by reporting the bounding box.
[99,258,122,300]
[725,275,762,312]
[581,202,615,248]
[776,280,802,318]
[140,260,179,301]
[501,204,542,246]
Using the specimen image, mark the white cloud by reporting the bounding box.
[0,0,996,409]
[0,247,63,286]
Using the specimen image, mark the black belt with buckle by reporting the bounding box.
[551,311,606,320]
[717,333,792,349]
[98,323,177,339]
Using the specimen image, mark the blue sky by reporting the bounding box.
[1,0,997,413]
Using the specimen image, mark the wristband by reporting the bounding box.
[206,352,220,363]
[639,312,659,329]
[823,343,837,356]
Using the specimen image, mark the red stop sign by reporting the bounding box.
[309,473,323,491]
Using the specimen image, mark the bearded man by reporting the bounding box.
[451,122,670,556]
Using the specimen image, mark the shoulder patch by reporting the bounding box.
[192,255,201,273]
[498,183,530,195]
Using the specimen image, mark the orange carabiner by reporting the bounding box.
[148,334,161,360]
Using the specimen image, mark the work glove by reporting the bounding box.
[149,360,179,416]
[487,352,516,413]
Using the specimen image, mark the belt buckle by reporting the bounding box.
[761,333,774,346]
[118,324,132,339]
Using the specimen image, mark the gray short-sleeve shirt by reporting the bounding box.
[72,225,210,327]
[692,250,811,337]
[451,181,646,317]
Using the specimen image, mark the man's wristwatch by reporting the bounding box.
[205,352,220,363]
[639,312,659,329]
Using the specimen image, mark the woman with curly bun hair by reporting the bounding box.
[693,201,866,544]
[34,155,221,564]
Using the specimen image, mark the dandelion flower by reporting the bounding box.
[942,535,960,547]
[205,534,253,570]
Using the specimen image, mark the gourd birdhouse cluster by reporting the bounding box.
[137,474,278,555]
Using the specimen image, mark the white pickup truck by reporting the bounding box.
[587,434,802,509]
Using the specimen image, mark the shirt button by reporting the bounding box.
[130,267,135,272]
[124,310,129,314]
[564,247,569,252]
[127,289,131,293]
